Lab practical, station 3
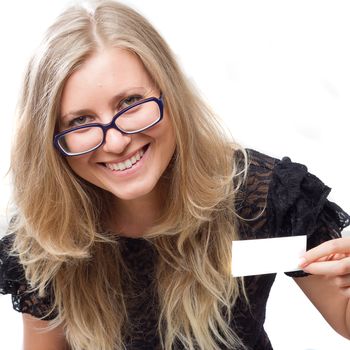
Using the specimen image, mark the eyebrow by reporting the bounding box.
[60,86,151,120]
[61,108,95,121]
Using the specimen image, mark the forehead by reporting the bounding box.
[60,48,153,113]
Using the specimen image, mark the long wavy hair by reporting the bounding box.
[10,1,249,349]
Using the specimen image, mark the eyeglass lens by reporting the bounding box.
[58,100,161,155]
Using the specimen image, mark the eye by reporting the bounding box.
[119,95,143,110]
[68,115,93,128]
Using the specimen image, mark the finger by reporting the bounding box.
[302,256,350,276]
[301,237,350,265]
[339,287,350,298]
[300,253,348,268]
[333,274,350,289]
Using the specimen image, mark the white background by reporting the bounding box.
[0,1,349,349]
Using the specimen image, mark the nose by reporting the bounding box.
[102,128,131,154]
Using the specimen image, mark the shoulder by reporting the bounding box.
[0,233,57,320]
[246,148,277,171]
[235,148,278,237]
[237,147,348,235]
[0,233,26,295]
[239,148,278,200]
[236,148,350,275]
[238,147,323,216]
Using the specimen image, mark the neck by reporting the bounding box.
[111,181,166,238]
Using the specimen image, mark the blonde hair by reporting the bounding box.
[10,1,249,349]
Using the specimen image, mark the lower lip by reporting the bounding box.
[102,144,150,178]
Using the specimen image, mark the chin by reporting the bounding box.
[109,183,157,201]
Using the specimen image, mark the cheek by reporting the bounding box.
[164,123,177,151]
[66,156,90,177]
[163,113,177,145]
[154,114,176,145]
[151,125,176,156]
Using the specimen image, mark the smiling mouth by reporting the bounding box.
[102,143,150,171]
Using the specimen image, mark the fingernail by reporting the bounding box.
[298,257,307,267]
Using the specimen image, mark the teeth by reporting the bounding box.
[105,146,147,172]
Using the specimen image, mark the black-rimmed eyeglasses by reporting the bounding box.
[54,95,164,156]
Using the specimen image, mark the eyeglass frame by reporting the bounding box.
[53,94,164,157]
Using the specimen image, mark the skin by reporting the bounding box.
[24,47,177,349]
[23,314,69,350]
[24,238,350,350]
[60,47,177,236]
[23,47,350,348]
[295,236,350,339]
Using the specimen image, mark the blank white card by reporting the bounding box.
[231,235,307,277]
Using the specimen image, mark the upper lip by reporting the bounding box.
[102,144,149,164]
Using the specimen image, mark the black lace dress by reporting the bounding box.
[1,149,350,349]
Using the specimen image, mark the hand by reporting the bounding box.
[299,237,350,297]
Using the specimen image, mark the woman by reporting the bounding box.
[0,1,349,349]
